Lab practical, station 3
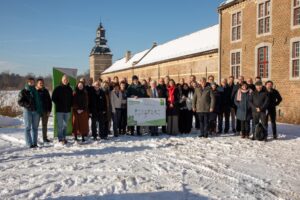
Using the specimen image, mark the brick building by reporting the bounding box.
[100,25,219,83]
[89,23,112,81]
[218,0,300,124]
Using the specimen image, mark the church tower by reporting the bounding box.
[89,22,112,80]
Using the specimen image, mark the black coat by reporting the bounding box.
[52,84,73,113]
[18,88,36,111]
[249,90,269,113]
[220,85,231,112]
[37,88,52,113]
[89,88,107,116]
[212,89,223,114]
[231,83,240,108]
[126,83,147,98]
[157,84,168,98]
[267,89,282,109]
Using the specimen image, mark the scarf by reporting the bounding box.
[167,86,176,105]
[236,88,252,101]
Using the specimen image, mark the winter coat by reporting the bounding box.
[266,89,282,109]
[110,90,127,113]
[52,84,73,113]
[157,84,168,98]
[72,89,89,136]
[234,90,252,121]
[192,86,215,113]
[126,83,147,98]
[166,87,180,116]
[212,89,223,114]
[89,88,107,116]
[18,84,42,114]
[231,83,240,108]
[179,89,193,111]
[146,87,164,98]
[249,90,269,113]
[221,85,232,112]
[18,88,36,112]
[37,87,52,113]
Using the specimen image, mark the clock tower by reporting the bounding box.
[89,22,112,80]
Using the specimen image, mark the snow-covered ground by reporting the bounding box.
[0,115,299,200]
[0,91,22,112]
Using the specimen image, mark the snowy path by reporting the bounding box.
[0,121,300,200]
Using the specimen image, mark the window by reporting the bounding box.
[258,0,271,35]
[293,0,300,26]
[292,41,300,78]
[257,47,269,78]
[231,51,241,79]
[232,11,242,41]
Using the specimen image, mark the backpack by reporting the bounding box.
[255,122,267,141]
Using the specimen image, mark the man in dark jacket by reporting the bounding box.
[192,77,215,138]
[228,76,236,132]
[218,78,231,133]
[36,78,52,143]
[157,77,168,133]
[265,81,282,139]
[126,75,147,136]
[18,77,42,148]
[89,81,108,140]
[52,75,73,144]
[249,81,269,141]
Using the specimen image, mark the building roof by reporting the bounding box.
[102,49,150,74]
[218,0,244,11]
[102,24,219,74]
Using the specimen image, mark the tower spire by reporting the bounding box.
[90,21,111,55]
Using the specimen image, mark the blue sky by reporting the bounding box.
[0,0,224,76]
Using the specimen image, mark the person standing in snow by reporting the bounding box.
[147,80,163,136]
[192,77,215,138]
[209,82,222,135]
[18,77,42,148]
[265,81,282,139]
[234,81,253,139]
[110,83,123,137]
[178,83,193,134]
[166,79,180,135]
[157,78,168,134]
[126,75,147,136]
[89,81,108,140]
[52,75,73,145]
[36,78,52,143]
[249,81,269,141]
[72,81,89,142]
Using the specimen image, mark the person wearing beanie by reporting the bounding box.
[249,80,269,141]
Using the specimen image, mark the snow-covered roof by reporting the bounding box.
[220,0,235,6]
[102,24,219,74]
[102,49,150,74]
[136,24,219,67]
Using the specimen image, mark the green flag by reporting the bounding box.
[52,67,77,137]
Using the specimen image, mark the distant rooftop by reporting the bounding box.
[102,24,219,74]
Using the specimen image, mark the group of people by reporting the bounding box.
[18,73,282,148]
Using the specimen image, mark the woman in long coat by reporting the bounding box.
[72,81,89,142]
[166,79,180,135]
[234,81,253,139]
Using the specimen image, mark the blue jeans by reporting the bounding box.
[56,112,70,141]
[23,109,40,147]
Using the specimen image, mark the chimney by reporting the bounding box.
[152,42,157,47]
[125,50,131,62]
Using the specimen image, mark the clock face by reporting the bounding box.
[97,31,100,37]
